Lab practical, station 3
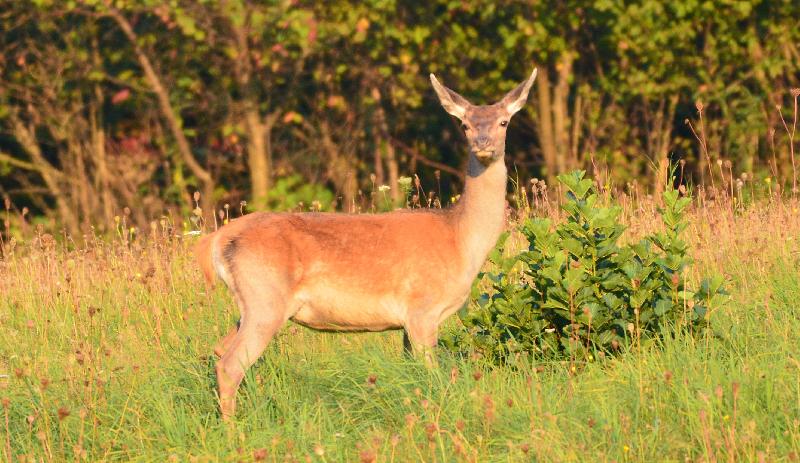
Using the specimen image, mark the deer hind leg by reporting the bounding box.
[404,315,440,368]
[214,323,239,358]
[216,281,289,421]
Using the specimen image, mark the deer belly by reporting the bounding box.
[290,287,405,332]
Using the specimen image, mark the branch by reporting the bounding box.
[105,7,212,186]
[0,151,38,172]
[389,137,464,180]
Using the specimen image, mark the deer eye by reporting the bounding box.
[499,120,508,127]
[461,123,469,131]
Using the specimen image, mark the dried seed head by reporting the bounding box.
[57,407,70,421]
[472,370,483,381]
[253,448,268,461]
[664,370,673,383]
[449,367,459,384]
[3,196,9,210]
[366,374,377,386]
[695,101,704,112]
[193,191,201,202]
[791,88,800,98]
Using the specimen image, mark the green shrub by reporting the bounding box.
[443,171,727,363]
[264,174,335,211]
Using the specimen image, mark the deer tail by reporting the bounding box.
[194,232,217,287]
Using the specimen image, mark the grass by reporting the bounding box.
[1,194,800,462]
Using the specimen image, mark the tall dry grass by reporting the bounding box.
[1,184,799,461]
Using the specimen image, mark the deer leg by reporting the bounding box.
[404,316,439,368]
[213,324,239,358]
[216,281,288,421]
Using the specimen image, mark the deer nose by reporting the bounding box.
[476,135,490,147]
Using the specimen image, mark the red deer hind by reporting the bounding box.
[195,68,538,419]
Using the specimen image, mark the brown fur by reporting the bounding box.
[201,68,537,419]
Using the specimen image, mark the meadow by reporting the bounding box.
[1,188,799,462]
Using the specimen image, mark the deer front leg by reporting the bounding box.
[404,317,439,368]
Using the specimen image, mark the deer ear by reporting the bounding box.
[501,68,537,115]
[430,74,472,120]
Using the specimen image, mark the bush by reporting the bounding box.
[265,174,335,211]
[443,171,727,363]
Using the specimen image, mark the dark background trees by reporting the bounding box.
[1,0,798,235]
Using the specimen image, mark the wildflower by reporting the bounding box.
[313,444,324,456]
[377,185,390,193]
[455,419,466,431]
[449,367,459,383]
[765,177,772,184]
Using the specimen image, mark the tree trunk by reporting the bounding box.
[535,56,575,179]
[244,108,269,210]
[9,117,80,235]
[535,69,558,181]
[552,54,573,172]
[107,8,215,217]
[371,87,399,203]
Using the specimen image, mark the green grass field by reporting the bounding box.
[1,199,799,462]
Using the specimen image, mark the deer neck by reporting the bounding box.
[451,155,508,277]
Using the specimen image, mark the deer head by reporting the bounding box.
[430,68,537,166]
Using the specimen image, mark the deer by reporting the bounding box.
[195,68,537,419]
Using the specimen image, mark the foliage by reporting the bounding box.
[444,171,728,362]
[264,174,334,212]
[1,1,799,233]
